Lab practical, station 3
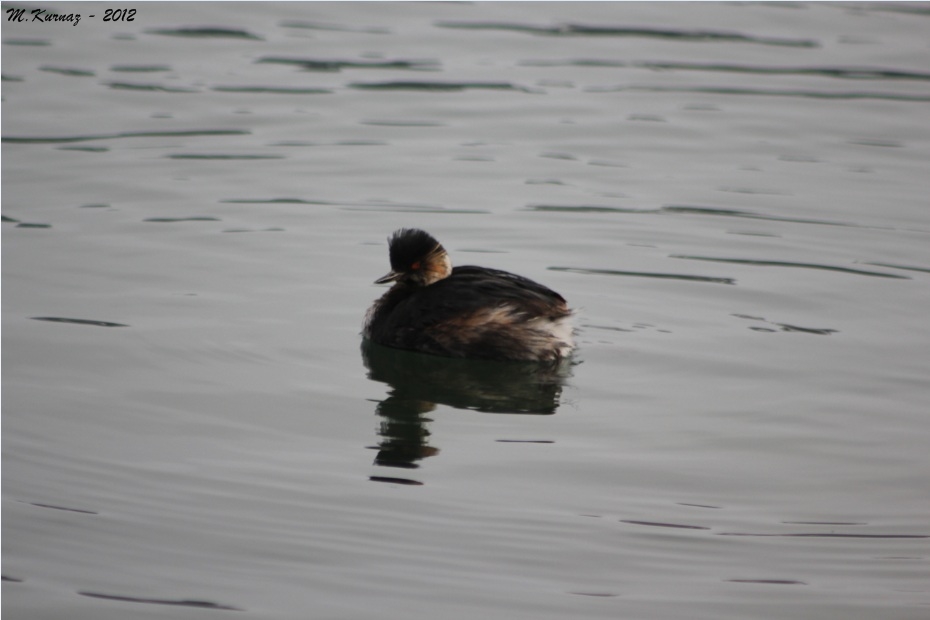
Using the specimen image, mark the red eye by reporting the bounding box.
[411,261,421,270]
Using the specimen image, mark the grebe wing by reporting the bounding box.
[371,266,571,361]
[449,266,568,306]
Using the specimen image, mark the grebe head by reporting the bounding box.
[375,228,452,287]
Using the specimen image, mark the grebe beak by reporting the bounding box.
[375,270,402,284]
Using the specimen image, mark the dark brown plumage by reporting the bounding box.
[363,229,573,362]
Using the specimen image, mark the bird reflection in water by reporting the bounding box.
[361,340,572,479]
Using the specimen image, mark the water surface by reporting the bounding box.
[3,3,929,619]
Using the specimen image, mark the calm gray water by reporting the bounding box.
[3,2,929,618]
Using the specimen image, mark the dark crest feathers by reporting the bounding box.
[388,228,442,271]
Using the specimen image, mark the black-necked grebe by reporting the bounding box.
[363,229,573,362]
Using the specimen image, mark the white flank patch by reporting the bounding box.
[526,313,575,357]
[548,315,575,352]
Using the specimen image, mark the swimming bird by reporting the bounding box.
[363,228,573,362]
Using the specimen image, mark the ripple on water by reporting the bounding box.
[277,21,392,35]
[861,262,930,275]
[269,140,387,147]
[2,129,249,144]
[733,315,838,335]
[219,197,486,213]
[527,203,884,229]
[434,21,819,47]
[359,119,446,127]
[30,317,129,328]
[256,56,437,71]
[586,84,930,102]
[211,85,332,95]
[164,153,286,160]
[718,532,929,539]
[2,39,51,46]
[78,592,243,611]
[144,27,263,40]
[109,64,172,73]
[20,501,99,515]
[143,217,221,223]
[39,66,95,77]
[620,519,712,530]
[521,59,930,81]
[348,81,536,93]
[727,579,807,585]
[104,81,199,93]
[672,255,910,279]
[549,266,736,286]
